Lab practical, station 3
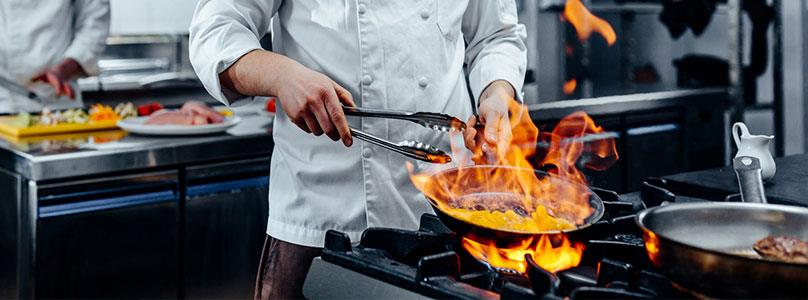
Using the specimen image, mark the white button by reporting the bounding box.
[420,9,430,20]
[358,4,367,14]
[363,148,372,158]
[362,75,373,85]
[418,77,429,88]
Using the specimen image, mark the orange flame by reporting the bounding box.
[563,79,577,95]
[462,235,585,273]
[407,97,618,273]
[563,0,617,46]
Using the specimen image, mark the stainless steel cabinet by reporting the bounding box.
[34,172,180,298]
[184,158,270,299]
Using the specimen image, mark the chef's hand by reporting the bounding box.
[275,60,355,147]
[219,50,354,147]
[463,80,515,161]
[30,58,85,100]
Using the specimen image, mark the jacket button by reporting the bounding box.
[420,9,430,20]
[362,75,373,85]
[358,4,367,14]
[362,148,372,158]
[418,77,429,88]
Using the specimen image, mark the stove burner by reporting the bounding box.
[305,181,698,299]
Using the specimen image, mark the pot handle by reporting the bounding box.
[732,122,749,148]
[732,156,767,203]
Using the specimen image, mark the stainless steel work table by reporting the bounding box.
[0,113,274,181]
[0,112,276,299]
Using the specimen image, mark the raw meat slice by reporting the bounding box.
[144,110,194,125]
[181,101,224,124]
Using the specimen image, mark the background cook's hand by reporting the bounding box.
[274,60,355,147]
[463,80,515,160]
[30,58,85,100]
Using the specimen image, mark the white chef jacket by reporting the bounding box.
[0,0,110,113]
[190,0,527,247]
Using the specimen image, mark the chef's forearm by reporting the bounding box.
[63,0,110,76]
[219,50,295,98]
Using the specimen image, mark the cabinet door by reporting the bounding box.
[35,172,179,299]
[184,159,269,299]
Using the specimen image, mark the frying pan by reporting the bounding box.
[423,165,604,244]
[637,202,808,298]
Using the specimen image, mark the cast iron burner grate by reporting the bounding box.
[316,180,697,299]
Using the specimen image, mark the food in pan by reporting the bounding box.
[443,193,576,232]
[144,101,225,126]
[753,235,808,264]
[445,205,575,232]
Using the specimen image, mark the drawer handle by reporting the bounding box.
[186,176,269,198]
[39,190,176,218]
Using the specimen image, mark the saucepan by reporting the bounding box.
[422,165,604,244]
[636,202,808,298]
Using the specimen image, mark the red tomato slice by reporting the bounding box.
[266,98,277,113]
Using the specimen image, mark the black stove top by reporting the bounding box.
[304,179,707,299]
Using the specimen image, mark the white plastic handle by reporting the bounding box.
[732,122,749,148]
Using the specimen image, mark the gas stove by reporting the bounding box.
[303,179,707,299]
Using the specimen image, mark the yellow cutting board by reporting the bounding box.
[0,116,119,137]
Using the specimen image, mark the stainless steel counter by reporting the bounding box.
[0,112,274,181]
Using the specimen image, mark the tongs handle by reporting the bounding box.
[343,105,466,132]
[343,106,414,121]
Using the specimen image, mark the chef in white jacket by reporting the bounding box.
[0,0,110,113]
[189,1,526,298]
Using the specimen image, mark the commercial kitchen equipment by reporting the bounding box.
[302,175,807,299]
[0,114,273,299]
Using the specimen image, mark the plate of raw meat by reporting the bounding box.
[117,101,241,135]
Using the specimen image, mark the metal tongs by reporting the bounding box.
[344,106,465,163]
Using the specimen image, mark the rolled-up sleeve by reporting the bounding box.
[189,0,280,105]
[63,0,110,76]
[462,0,527,104]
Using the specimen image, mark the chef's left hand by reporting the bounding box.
[30,58,85,100]
[463,80,515,160]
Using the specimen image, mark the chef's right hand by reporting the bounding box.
[218,50,354,147]
[274,61,355,147]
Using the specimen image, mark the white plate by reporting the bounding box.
[117,116,241,136]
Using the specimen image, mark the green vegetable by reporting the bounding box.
[11,112,31,128]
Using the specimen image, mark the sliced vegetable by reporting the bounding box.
[137,102,163,116]
[89,104,120,122]
[11,112,31,128]
[266,98,276,113]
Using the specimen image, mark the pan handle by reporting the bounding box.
[733,156,767,203]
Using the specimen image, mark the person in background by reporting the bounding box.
[0,0,110,113]
[189,1,526,298]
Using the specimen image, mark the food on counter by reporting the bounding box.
[753,235,808,264]
[114,102,137,119]
[145,110,195,125]
[39,107,89,125]
[89,104,120,122]
[137,102,164,116]
[266,98,276,113]
[144,101,225,126]
[11,112,32,128]
[181,101,224,123]
[5,103,139,129]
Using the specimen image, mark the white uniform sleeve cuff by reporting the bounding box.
[63,46,100,76]
[468,56,526,106]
